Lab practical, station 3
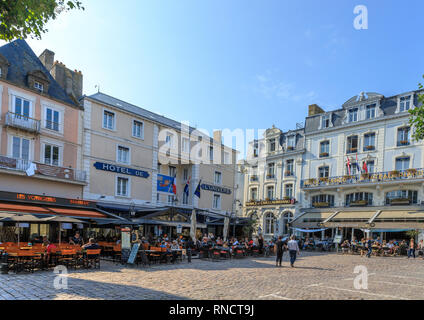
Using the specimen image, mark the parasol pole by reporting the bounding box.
[59,222,61,245]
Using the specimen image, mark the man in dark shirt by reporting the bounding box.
[70,232,84,246]
[274,236,286,267]
[82,238,100,250]
[366,238,373,258]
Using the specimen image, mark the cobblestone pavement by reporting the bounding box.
[0,252,423,300]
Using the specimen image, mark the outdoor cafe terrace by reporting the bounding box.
[301,168,424,189]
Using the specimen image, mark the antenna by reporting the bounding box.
[296,122,304,129]
[95,85,100,93]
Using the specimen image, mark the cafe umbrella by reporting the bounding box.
[190,209,197,242]
[223,215,230,242]
[0,213,45,247]
[41,216,86,245]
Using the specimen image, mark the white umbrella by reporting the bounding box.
[190,209,197,242]
[223,215,230,242]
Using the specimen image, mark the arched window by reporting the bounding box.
[264,212,275,234]
[282,212,293,235]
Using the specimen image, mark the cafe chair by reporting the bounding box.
[85,249,101,269]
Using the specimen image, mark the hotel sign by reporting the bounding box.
[201,184,232,195]
[93,162,149,178]
[246,199,296,207]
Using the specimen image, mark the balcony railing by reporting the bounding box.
[5,112,41,133]
[0,155,86,183]
[302,168,424,189]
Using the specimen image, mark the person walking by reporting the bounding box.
[287,235,300,267]
[365,237,373,258]
[407,238,416,259]
[274,236,286,267]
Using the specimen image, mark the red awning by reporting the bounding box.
[0,202,107,219]
[47,207,107,218]
[0,203,52,214]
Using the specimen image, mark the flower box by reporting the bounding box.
[350,200,368,206]
[266,174,275,179]
[407,168,417,175]
[343,175,353,180]
[250,175,258,181]
[399,140,409,146]
[285,171,293,176]
[287,146,294,151]
[319,152,329,158]
[313,202,330,208]
[319,177,329,182]
[283,196,290,201]
[365,145,375,150]
[390,198,410,205]
[361,173,370,180]
[347,148,357,153]
[389,170,400,177]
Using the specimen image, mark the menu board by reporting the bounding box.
[333,235,343,244]
[127,243,140,264]
[121,228,131,263]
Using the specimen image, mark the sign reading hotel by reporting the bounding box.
[201,184,232,195]
[93,162,149,178]
[246,199,296,207]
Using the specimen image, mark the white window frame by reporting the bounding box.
[285,183,293,198]
[165,132,174,148]
[348,108,358,122]
[224,151,230,164]
[287,135,296,148]
[102,109,116,131]
[116,176,130,197]
[366,104,376,119]
[8,89,35,118]
[214,171,222,185]
[398,95,413,113]
[42,104,64,134]
[182,137,190,153]
[41,140,63,166]
[212,194,221,209]
[34,81,44,92]
[321,114,330,129]
[9,135,32,160]
[266,185,275,200]
[132,119,144,140]
[116,145,131,165]
[250,187,258,201]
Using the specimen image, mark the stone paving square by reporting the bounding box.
[0,252,423,300]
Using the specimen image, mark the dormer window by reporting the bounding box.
[287,135,296,150]
[34,81,44,92]
[400,95,412,112]
[366,104,376,119]
[321,114,330,128]
[27,70,49,93]
[269,139,276,152]
[348,108,358,122]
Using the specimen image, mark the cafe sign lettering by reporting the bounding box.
[201,184,232,194]
[246,199,296,206]
[94,162,149,178]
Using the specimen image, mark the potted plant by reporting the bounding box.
[285,171,292,176]
[319,152,329,157]
[283,196,290,201]
[389,170,400,177]
[313,201,329,208]
[390,198,410,205]
[365,145,375,150]
[399,140,409,145]
[319,177,329,182]
[350,199,368,206]
[361,173,370,180]
[343,175,353,180]
[407,168,417,175]
[266,174,274,179]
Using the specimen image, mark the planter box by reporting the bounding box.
[350,200,368,206]
[365,145,375,150]
[313,202,330,208]
[390,198,410,205]
[319,152,329,157]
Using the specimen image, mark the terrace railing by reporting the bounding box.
[301,168,424,189]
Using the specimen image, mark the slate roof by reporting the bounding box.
[0,39,78,107]
[304,91,423,134]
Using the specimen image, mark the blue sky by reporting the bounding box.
[9,0,424,138]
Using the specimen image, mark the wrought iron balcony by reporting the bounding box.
[4,112,41,133]
[0,155,86,183]
[301,168,424,189]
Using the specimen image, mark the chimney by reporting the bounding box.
[308,104,325,116]
[39,49,55,71]
[50,60,83,101]
[213,130,222,144]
